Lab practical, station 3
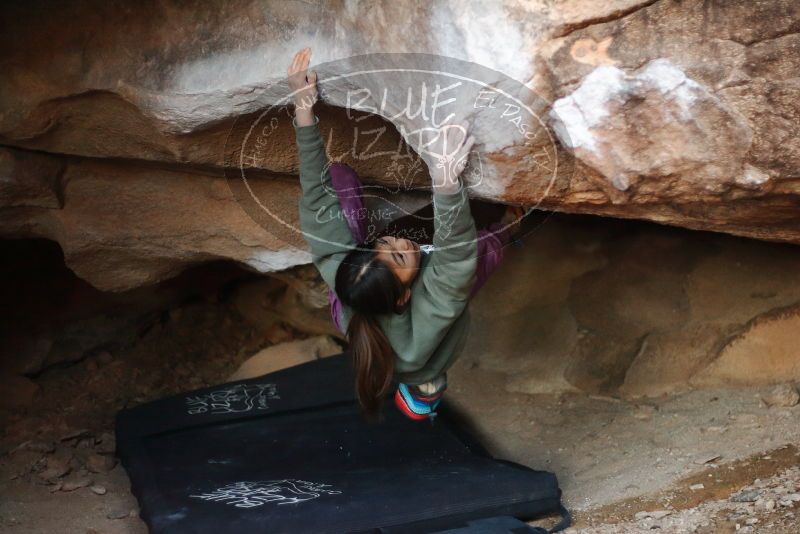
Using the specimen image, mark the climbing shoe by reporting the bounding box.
[394,383,443,421]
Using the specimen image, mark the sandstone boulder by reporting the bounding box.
[0,0,798,290]
[692,306,800,388]
[463,213,800,398]
[227,335,342,381]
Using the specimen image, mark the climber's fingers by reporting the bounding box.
[288,47,311,77]
[288,49,302,75]
[300,48,311,72]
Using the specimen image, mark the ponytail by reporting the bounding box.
[347,310,395,421]
[335,247,406,421]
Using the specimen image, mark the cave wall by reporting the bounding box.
[463,214,800,398]
[0,0,798,290]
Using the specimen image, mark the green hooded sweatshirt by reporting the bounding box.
[295,115,478,385]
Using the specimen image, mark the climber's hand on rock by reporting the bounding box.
[288,47,318,112]
[419,119,475,195]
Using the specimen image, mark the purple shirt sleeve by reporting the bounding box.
[329,287,344,333]
[329,163,369,245]
[468,222,514,299]
[327,163,366,333]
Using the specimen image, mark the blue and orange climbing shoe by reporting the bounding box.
[394,383,443,421]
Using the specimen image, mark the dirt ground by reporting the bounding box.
[1,291,798,534]
[447,362,800,532]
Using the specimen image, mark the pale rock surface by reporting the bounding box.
[759,384,800,408]
[692,308,800,389]
[549,59,752,193]
[227,335,342,381]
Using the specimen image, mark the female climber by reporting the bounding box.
[288,47,524,422]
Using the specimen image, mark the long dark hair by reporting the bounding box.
[335,245,407,421]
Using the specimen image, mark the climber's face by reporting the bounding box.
[373,236,421,287]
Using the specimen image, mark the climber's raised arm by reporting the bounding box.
[289,47,318,127]
[421,121,478,300]
[289,47,356,289]
[402,122,479,368]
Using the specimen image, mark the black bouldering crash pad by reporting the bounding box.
[116,352,566,533]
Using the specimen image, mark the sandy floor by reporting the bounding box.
[1,295,798,533]
[447,361,800,532]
